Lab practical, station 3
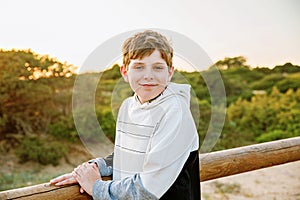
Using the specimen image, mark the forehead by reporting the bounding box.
[129,50,167,64]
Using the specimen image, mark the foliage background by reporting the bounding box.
[1,50,300,190]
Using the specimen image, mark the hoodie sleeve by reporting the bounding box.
[92,174,158,200]
[89,153,114,177]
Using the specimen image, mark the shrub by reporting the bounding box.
[48,116,78,142]
[97,109,116,142]
[16,137,67,166]
[255,130,290,143]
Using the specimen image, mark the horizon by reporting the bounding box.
[1,47,299,74]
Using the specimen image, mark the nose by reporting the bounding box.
[143,68,154,80]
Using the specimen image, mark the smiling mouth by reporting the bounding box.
[140,83,157,87]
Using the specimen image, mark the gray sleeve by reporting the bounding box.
[89,152,114,177]
[92,174,158,200]
[103,152,114,168]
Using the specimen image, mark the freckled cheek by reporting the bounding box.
[129,74,141,82]
[157,74,169,83]
[127,77,140,91]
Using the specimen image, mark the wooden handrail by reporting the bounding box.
[200,136,300,181]
[1,137,300,199]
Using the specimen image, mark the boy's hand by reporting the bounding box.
[50,172,86,193]
[73,162,102,195]
[50,162,98,186]
[50,173,77,186]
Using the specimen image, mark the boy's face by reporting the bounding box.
[121,49,174,104]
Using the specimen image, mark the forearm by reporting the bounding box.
[92,174,158,200]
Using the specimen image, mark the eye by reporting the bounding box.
[153,65,164,70]
[133,65,144,70]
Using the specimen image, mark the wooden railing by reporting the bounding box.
[1,136,300,200]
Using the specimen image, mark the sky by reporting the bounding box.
[1,0,299,71]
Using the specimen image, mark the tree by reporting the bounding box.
[214,56,249,70]
[227,87,300,144]
[272,62,300,73]
[0,49,76,140]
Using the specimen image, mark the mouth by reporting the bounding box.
[140,83,158,87]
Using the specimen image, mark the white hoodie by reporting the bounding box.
[113,82,199,198]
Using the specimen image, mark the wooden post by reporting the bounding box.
[1,137,300,199]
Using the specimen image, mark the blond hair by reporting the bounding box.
[122,30,173,69]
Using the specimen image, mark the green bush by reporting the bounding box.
[16,137,67,166]
[48,116,78,142]
[275,76,300,93]
[255,130,290,143]
[97,109,116,142]
[72,108,106,143]
[250,74,284,91]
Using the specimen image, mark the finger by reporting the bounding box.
[72,170,83,181]
[55,177,77,186]
[50,174,66,183]
[92,162,98,169]
[73,162,86,171]
[80,187,84,193]
[81,162,89,169]
[74,163,87,173]
[75,163,90,175]
[90,162,98,167]
[73,167,82,176]
[50,173,72,184]
[73,165,81,173]
[72,171,78,179]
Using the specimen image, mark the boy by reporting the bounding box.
[50,30,200,199]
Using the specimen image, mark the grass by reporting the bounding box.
[0,142,91,192]
[0,170,53,191]
[202,181,242,200]
[213,181,241,194]
[210,181,242,200]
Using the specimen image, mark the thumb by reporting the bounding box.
[80,187,84,193]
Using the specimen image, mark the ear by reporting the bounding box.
[120,65,129,82]
[168,66,175,81]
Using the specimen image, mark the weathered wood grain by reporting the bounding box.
[0,183,91,200]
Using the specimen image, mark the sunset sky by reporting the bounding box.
[1,0,299,71]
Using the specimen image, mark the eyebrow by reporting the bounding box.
[130,62,166,66]
[152,62,166,65]
[131,61,145,65]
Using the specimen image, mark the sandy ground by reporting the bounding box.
[201,160,300,200]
